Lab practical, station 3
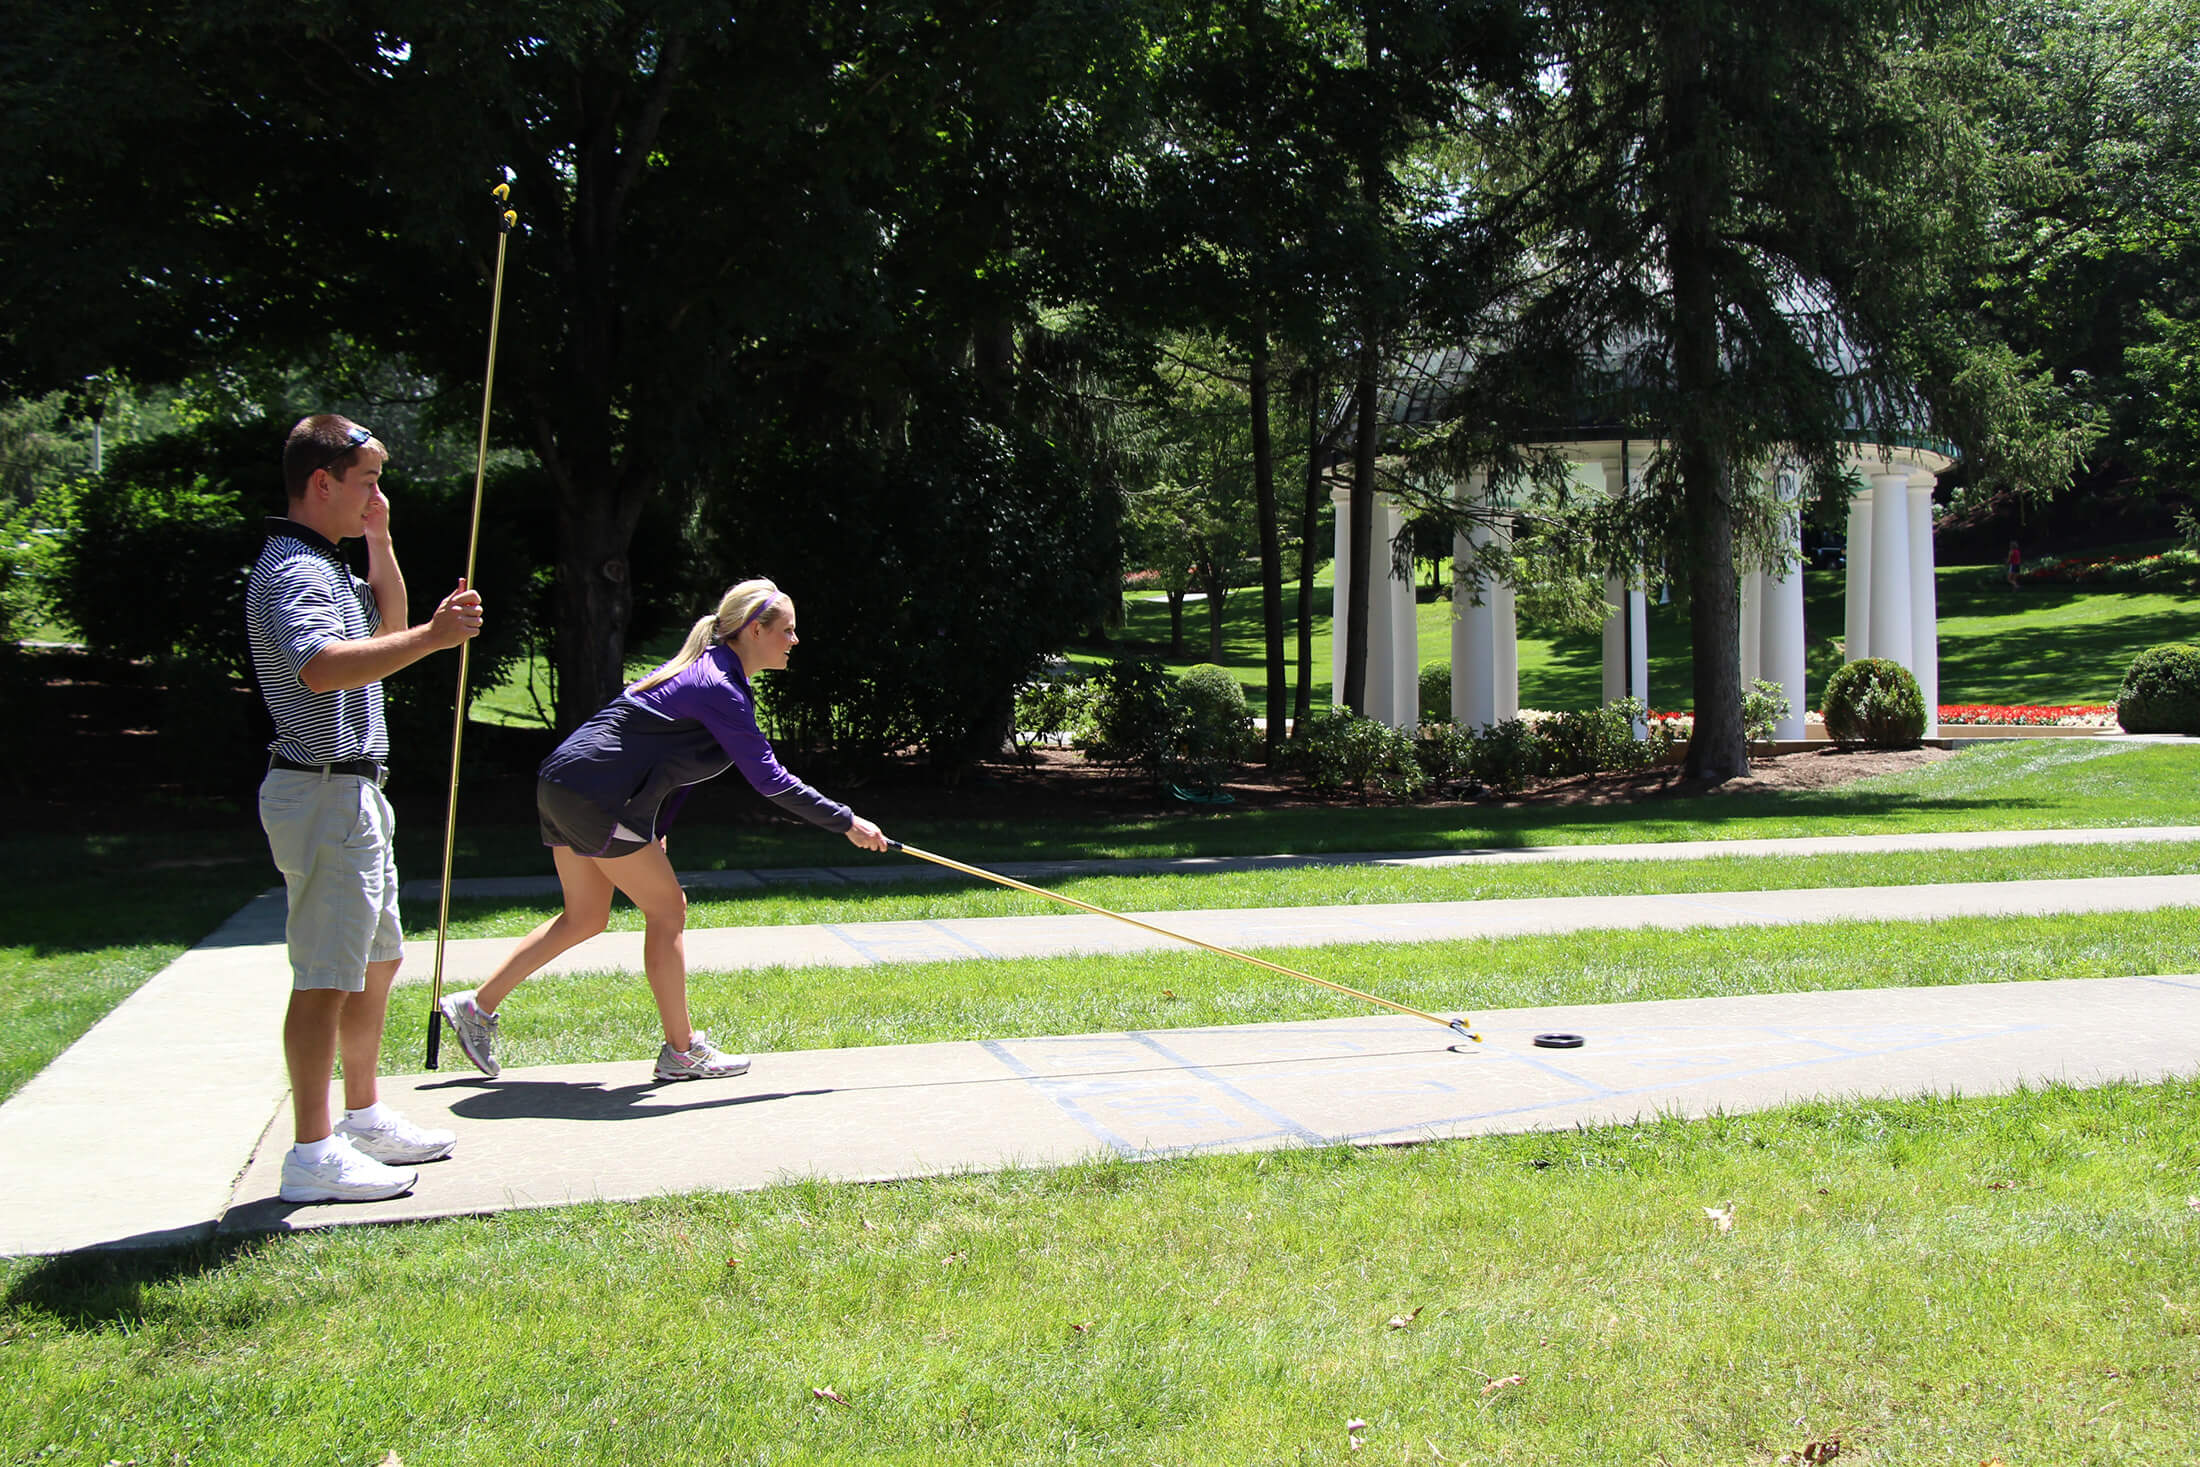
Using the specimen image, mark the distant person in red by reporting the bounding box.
[2006,539,2022,590]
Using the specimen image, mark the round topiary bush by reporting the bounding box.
[1821,658,1926,746]
[1168,663,1256,792]
[1418,664,1452,722]
[2116,643,2200,734]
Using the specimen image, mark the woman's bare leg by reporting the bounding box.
[598,841,693,1051]
[474,845,617,1013]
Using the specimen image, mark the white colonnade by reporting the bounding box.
[1842,449,1948,738]
[1329,444,1948,738]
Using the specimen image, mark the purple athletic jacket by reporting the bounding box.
[539,644,851,844]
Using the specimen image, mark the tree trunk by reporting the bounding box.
[1662,15,1748,782]
[547,468,645,729]
[1192,548,1229,663]
[1294,370,1322,732]
[1248,305,1287,761]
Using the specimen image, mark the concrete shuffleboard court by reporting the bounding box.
[221,975,2200,1238]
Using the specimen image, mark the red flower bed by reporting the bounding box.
[1646,704,2117,728]
[1936,703,2116,726]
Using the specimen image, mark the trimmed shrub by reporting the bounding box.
[1288,707,1428,802]
[1079,655,1173,776]
[1470,717,1551,794]
[1542,699,1654,777]
[1418,664,1452,722]
[1413,719,1476,789]
[1742,679,1792,743]
[2116,643,2200,734]
[1011,668,1091,762]
[1822,658,1927,745]
[1167,664,1255,794]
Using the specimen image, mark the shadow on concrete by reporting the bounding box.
[420,1076,830,1122]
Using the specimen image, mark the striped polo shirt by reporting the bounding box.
[245,518,389,763]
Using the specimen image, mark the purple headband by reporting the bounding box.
[731,591,779,637]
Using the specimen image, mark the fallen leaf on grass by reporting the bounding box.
[813,1386,852,1408]
[1480,1373,1525,1395]
[1801,1437,1841,1462]
[1704,1202,1736,1233]
[1387,1306,1424,1330]
[1980,1459,2009,1467]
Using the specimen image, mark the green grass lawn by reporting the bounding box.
[7,1079,2196,1464]
[1054,546,2200,714]
[418,738,2200,878]
[439,837,2200,938]
[4,699,2197,1458]
[6,741,2197,1106]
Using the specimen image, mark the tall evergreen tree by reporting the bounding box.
[1475,0,2047,779]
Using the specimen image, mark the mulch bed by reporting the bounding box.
[0,646,1953,834]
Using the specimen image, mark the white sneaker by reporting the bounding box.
[335,1108,456,1164]
[279,1137,419,1203]
[654,1030,751,1082]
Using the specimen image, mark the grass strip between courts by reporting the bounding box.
[433,838,2200,937]
[5,1079,2196,1464]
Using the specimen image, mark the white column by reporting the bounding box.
[1578,462,1633,715]
[1906,474,1940,739]
[1867,470,1912,673]
[1330,486,1351,707]
[1492,510,1519,719]
[1621,443,1649,734]
[1760,465,1808,741]
[1602,574,1629,704]
[1599,572,1649,730]
[1451,472,1498,729]
[1389,497,1420,726]
[1362,494,1416,728]
[1844,489,1873,663]
[1738,570,1762,689]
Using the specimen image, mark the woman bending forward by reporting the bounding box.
[438,579,889,1081]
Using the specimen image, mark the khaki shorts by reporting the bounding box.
[259,768,404,991]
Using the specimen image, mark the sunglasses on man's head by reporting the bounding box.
[313,424,374,476]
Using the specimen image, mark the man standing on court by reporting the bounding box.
[247,414,485,1203]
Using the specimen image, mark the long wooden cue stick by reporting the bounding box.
[426,180,517,1069]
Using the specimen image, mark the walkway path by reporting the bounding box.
[4,828,2197,1256]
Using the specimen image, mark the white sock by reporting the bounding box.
[294,1134,345,1164]
[345,1101,393,1128]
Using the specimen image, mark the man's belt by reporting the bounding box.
[270,755,388,787]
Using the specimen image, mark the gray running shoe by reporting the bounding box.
[279,1137,418,1203]
[438,988,500,1078]
[654,1030,751,1082]
[335,1107,456,1164]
